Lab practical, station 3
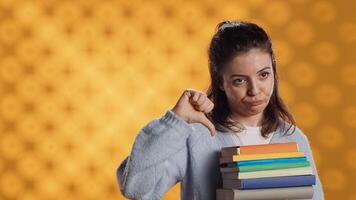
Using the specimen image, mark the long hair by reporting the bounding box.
[206,20,295,137]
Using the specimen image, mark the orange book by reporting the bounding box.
[219,152,305,164]
[221,142,298,157]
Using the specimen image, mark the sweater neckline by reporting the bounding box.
[226,128,280,145]
[244,125,261,131]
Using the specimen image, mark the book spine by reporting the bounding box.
[241,175,316,189]
[233,186,314,199]
[221,148,239,157]
[235,157,307,166]
[232,152,305,162]
[240,142,298,155]
[239,161,310,172]
[238,166,313,179]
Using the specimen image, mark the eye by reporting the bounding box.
[233,78,246,85]
[260,72,270,79]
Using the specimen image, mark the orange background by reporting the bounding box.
[0,0,355,199]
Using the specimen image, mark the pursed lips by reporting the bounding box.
[245,100,264,106]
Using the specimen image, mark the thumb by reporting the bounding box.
[198,114,216,136]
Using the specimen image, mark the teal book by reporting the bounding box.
[226,157,307,167]
[221,161,310,173]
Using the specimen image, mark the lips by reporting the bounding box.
[246,100,264,106]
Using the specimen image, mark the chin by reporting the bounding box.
[247,109,263,115]
[246,105,266,115]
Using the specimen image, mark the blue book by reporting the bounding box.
[227,157,307,167]
[222,175,316,189]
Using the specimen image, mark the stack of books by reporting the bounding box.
[217,142,316,200]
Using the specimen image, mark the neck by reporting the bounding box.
[230,112,264,127]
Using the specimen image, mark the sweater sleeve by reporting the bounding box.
[116,110,193,199]
[295,128,325,200]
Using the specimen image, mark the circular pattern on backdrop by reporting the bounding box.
[0,57,22,82]
[314,84,341,107]
[317,126,344,148]
[322,168,346,191]
[273,39,294,67]
[343,107,356,128]
[1,171,24,199]
[293,102,319,128]
[340,64,356,85]
[313,42,339,65]
[288,62,317,87]
[346,149,356,170]
[338,22,356,44]
[311,1,337,23]
[279,80,296,105]
[263,1,291,26]
[286,20,315,46]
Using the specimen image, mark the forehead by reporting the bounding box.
[225,48,272,74]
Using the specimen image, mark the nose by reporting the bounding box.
[247,80,259,96]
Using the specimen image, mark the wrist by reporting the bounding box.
[171,107,189,123]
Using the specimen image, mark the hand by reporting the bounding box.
[171,89,216,136]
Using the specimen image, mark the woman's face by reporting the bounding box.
[220,48,274,118]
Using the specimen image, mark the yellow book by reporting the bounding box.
[220,152,305,164]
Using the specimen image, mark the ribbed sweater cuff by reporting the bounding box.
[159,110,193,134]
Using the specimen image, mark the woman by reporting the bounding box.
[117,21,324,199]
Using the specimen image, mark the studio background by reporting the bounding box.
[0,0,355,199]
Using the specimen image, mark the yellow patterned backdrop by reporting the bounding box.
[0,0,355,199]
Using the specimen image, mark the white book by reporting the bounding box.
[222,166,313,179]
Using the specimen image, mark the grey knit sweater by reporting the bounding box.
[117,110,324,200]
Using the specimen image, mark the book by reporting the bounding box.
[222,166,313,179]
[216,186,314,200]
[220,161,310,173]
[222,175,316,189]
[221,142,298,157]
[227,157,307,167]
[219,152,305,164]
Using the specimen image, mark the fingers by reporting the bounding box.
[205,102,214,113]
[196,93,206,105]
[184,89,193,98]
[199,115,216,136]
[189,93,204,106]
[192,91,200,102]
[191,95,214,113]
[199,100,213,113]
[184,88,214,112]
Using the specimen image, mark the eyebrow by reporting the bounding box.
[230,66,271,78]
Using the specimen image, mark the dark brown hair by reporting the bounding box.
[207,20,295,137]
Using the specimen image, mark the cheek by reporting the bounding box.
[226,87,245,102]
[265,79,274,98]
[256,80,274,102]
